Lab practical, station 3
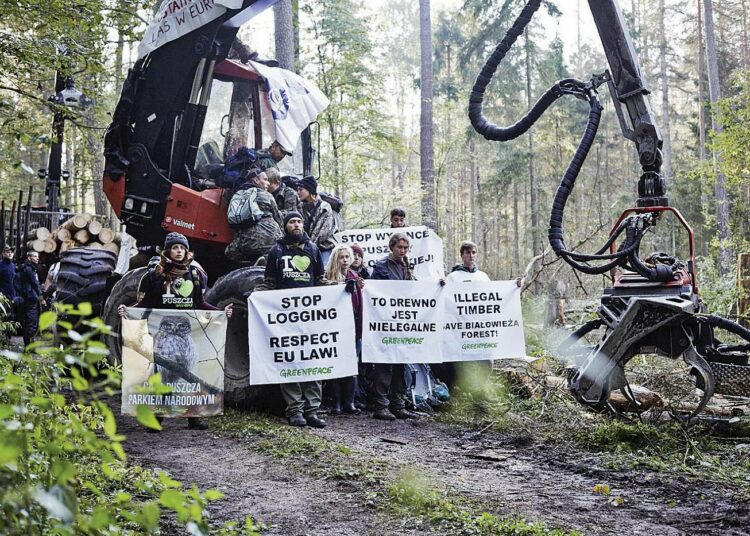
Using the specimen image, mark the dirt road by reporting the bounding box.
[120,411,750,535]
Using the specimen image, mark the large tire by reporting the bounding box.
[101,267,148,364]
[56,248,118,317]
[204,267,274,408]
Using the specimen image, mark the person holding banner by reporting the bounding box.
[446,241,491,284]
[297,176,337,267]
[389,207,407,228]
[369,233,422,420]
[118,232,233,431]
[324,245,364,415]
[256,211,329,428]
[350,244,370,280]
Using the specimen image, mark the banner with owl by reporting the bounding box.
[247,286,358,385]
[121,309,228,417]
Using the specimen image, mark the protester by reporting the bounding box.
[0,245,17,308]
[324,245,364,415]
[256,211,329,428]
[446,241,491,283]
[225,169,284,264]
[369,233,421,420]
[14,250,43,346]
[118,232,233,431]
[297,175,337,267]
[389,207,407,228]
[350,243,370,279]
[267,168,302,217]
[254,140,293,171]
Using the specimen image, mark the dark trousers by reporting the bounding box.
[372,363,406,411]
[20,302,39,346]
[280,381,322,418]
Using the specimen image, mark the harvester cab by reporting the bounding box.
[469,0,750,416]
[103,0,327,274]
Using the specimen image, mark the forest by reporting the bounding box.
[2,0,750,534]
[2,0,749,306]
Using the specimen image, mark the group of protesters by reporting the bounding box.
[0,246,49,347]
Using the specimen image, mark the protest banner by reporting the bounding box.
[121,309,227,417]
[247,286,358,384]
[362,280,444,363]
[440,280,526,361]
[334,225,444,280]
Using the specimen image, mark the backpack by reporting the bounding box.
[227,188,264,229]
[403,364,450,413]
[216,147,259,190]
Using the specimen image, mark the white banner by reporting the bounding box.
[247,285,358,384]
[121,308,227,417]
[138,0,245,59]
[248,61,330,152]
[440,280,526,362]
[361,280,444,364]
[334,225,444,281]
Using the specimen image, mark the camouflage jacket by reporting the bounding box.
[273,184,302,217]
[302,198,337,251]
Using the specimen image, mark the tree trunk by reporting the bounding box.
[703,0,734,273]
[658,0,672,184]
[525,32,541,293]
[419,0,436,230]
[274,0,296,71]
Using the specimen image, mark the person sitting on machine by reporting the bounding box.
[225,168,284,265]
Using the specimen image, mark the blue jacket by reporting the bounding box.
[0,258,16,301]
[15,261,41,304]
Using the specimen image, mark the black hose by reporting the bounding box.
[700,314,750,343]
[468,0,543,140]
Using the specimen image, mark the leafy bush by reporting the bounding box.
[0,303,254,535]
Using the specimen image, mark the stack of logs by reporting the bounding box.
[26,214,122,256]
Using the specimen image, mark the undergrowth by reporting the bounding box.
[0,304,260,535]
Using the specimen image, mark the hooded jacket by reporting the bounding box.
[257,232,327,290]
[0,258,17,301]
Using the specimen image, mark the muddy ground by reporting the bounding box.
[119,408,750,535]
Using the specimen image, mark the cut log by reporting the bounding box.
[98,228,114,244]
[55,228,71,242]
[59,240,76,253]
[27,227,51,241]
[61,213,92,231]
[73,229,90,244]
[87,220,103,235]
[43,238,56,253]
[103,242,120,254]
[27,239,46,252]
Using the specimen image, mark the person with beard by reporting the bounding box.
[118,232,232,431]
[256,212,329,428]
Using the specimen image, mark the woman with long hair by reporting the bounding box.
[324,244,363,415]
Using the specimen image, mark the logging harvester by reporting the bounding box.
[99,0,328,397]
[469,0,750,416]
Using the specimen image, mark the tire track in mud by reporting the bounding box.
[119,416,429,536]
[309,415,750,536]
[120,410,749,535]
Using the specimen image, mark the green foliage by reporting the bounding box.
[0,303,246,535]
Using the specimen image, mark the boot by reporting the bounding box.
[329,379,342,415]
[341,376,360,415]
[305,413,327,428]
[373,408,396,421]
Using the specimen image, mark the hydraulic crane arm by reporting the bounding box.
[588,0,666,207]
